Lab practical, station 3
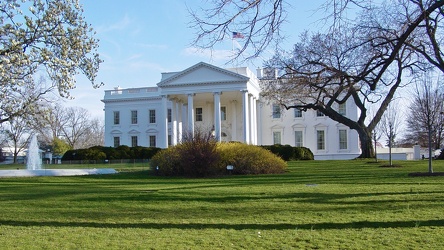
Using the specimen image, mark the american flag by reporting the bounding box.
[232,32,244,39]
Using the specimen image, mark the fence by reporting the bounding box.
[60,159,150,165]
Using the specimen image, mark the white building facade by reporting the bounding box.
[102,62,361,160]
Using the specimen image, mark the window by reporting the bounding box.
[113,137,120,148]
[294,108,302,118]
[113,111,120,125]
[167,109,172,123]
[317,110,325,117]
[168,135,172,146]
[317,130,325,150]
[273,131,281,145]
[131,136,138,147]
[295,131,303,147]
[131,110,138,124]
[195,108,203,121]
[338,103,346,116]
[149,136,156,147]
[339,129,348,149]
[149,109,156,123]
[272,104,281,118]
[221,106,227,121]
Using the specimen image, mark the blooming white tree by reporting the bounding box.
[0,0,102,124]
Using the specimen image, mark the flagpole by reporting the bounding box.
[231,32,244,68]
[232,32,237,68]
[231,37,234,54]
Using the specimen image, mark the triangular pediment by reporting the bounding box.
[128,129,140,134]
[157,62,249,87]
[110,129,122,134]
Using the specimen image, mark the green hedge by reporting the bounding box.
[260,145,314,161]
[62,146,161,161]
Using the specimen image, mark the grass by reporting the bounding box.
[0,160,443,249]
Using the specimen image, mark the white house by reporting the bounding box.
[102,62,361,160]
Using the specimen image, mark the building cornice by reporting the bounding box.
[159,80,247,89]
[101,97,161,103]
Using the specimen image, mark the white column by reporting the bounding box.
[231,100,237,141]
[171,99,177,146]
[241,90,250,144]
[249,94,255,145]
[252,97,257,145]
[160,95,168,148]
[256,101,262,145]
[176,101,182,144]
[182,103,187,140]
[187,93,194,136]
[213,92,221,141]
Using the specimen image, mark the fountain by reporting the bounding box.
[0,135,118,178]
[26,134,42,170]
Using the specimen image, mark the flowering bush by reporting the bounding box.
[218,143,287,175]
[150,139,287,177]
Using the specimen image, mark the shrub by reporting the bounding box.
[294,147,314,160]
[115,145,132,159]
[261,145,314,161]
[150,128,222,177]
[62,146,162,161]
[150,147,182,176]
[134,146,161,159]
[177,129,221,177]
[150,141,287,177]
[267,144,294,161]
[85,149,107,161]
[217,143,287,175]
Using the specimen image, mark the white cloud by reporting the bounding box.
[125,54,143,61]
[96,14,132,33]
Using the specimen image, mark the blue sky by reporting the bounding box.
[68,0,324,118]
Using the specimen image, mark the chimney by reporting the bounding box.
[256,68,263,79]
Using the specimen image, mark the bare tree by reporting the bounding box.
[190,1,444,64]
[1,117,32,163]
[190,0,444,158]
[59,107,91,149]
[0,0,102,124]
[404,75,444,150]
[32,101,66,147]
[32,103,104,150]
[261,28,415,158]
[379,101,404,166]
[371,109,384,163]
[189,0,287,62]
[77,117,104,148]
[407,74,444,173]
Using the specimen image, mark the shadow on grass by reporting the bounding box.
[0,219,442,230]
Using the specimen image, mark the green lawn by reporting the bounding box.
[0,160,443,249]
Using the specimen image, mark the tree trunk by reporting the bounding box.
[13,150,18,164]
[357,128,375,158]
[428,124,433,173]
[389,139,392,166]
[374,134,378,163]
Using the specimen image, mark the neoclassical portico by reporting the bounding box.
[157,90,259,148]
[156,62,261,148]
